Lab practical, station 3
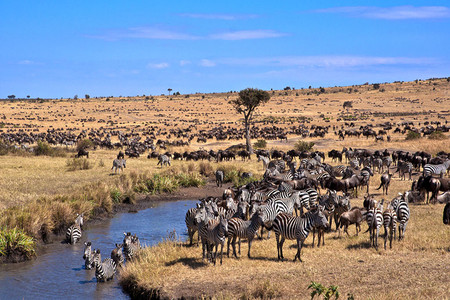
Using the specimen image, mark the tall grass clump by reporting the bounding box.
[294,140,315,152]
[405,130,421,140]
[66,157,93,171]
[253,139,267,149]
[0,227,36,261]
[34,141,67,157]
[428,131,447,140]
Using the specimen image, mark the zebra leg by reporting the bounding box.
[312,228,316,248]
[247,238,253,258]
[232,236,238,258]
[389,227,393,249]
[213,244,218,266]
[238,237,241,256]
[321,228,325,246]
[275,234,281,261]
[384,226,388,250]
[226,236,231,257]
[188,228,193,246]
[219,242,224,265]
[375,227,379,250]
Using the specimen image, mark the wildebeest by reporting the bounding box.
[443,203,450,225]
[376,173,392,195]
[76,148,89,158]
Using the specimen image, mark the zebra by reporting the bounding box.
[392,195,410,241]
[360,166,374,193]
[258,155,270,170]
[123,232,141,260]
[195,201,219,261]
[365,201,384,250]
[66,213,84,244]
[382,156,393,173]
[215,170,224,187]
[227,208,264,258]
[383,208,397,250]
[111,243,125,267]
[92,250,117,282]
[349,158,360,170]
[272,207,329,262]
[330,165,347,177]
[423,160,450,178]
[185,207,199,246]
[111,158,126,174]
[205,215,228,265]
[83,241,94,270]
[251,200,286,239]
[157,154,171,167]
[396,160,413,180]
[372,157,383,173]
[278,181,293,193]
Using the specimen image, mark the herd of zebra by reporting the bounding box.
[65,212,141,282]
[185,147,450,264]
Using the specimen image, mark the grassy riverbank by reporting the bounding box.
[119,199,450,299]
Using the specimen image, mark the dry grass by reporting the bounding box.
[120,199,450,299]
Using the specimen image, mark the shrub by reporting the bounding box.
[34,141,67,157]
[76,138,93,151]
[428,131,447,140]
[405,130,421,140]
[0,227,36,260]
[66,158,93,171]
[198,162,213,177]
[253,139,267,149]
[294,140,315,152]
[110,188,123,204]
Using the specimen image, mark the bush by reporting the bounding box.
[294,140,315,152]
[405,130,421,140]
[0,227,36,261]
[253,139,267,149]
[428,131,447,140]
[66,158,93,171]
[76,139,93,151]
[34,141,67,157]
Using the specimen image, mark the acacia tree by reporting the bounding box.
[229,88,270,153]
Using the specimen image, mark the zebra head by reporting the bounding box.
[75,213,84,228]
[237,201,249,220]
[123,232,132,248]
[92,249,101,267]
[83,241,92,260]
[218,215,228,238]
[194,205,207,224]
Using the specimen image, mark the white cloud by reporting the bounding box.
[313,6,450,20]
[147,62,170,69]
[217,55,436,68]
[200,59,216,67]
[179,13,258,20]
[179,60,191,66]
[18,60,42,65]
[210,30,287,40]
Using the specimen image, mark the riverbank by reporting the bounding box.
[119,199,450,299]
[0,168,227,264]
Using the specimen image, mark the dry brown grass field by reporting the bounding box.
[0,79,449,298]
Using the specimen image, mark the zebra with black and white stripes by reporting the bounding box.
[185,207,198,246]
[349,158,360,170]
[365,200,384,250]
[66,213,84,245]
[423,160,450,178]
[360,166,374,193]
[396,160,413,180]
[204,215,228,265]
[111,243,125,267]
[392,194,410,241]
[195,201,219,261]
[258,155,270,170]
[92,249,117,282]
[227,208,264,258]
[123,232,141,260]
[382,156,393,173]
[272,207,329,262]
[372,157,383,173]
[383,208,397,249]
[157,154,171,167]
[111,159,126,174]
[83,241,94,270]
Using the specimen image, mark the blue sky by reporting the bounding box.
[1,1,449,98]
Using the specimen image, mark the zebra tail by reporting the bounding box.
[375,182,383,190]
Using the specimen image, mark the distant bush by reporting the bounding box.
[76,138,93,151]
[34,141,67,157]
[253,139,267,149]
[405,131,421,140]
[294,140,315,152]
[373,83,380,90]
[428,131,447,140]
[66,158,93,171]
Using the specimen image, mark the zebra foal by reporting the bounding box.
[227,208,264,258]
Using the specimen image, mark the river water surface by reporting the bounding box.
[0,200,196,299]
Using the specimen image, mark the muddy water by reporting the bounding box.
[0,200,196,299]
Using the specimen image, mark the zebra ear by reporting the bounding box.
[124,232,127,236]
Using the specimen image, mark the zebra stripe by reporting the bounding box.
[83,242,94,270]
[372,158,383,173]
[383,208,397,249]
[272,208,328,261]
[366,206,383,250]
[93,250,116,282]
[349,158,360,170]
[205,216,228,265]
[390,196,410,241]
[423,160,450,177]
[157,154,171,167]
[195,201,219,261]
[111,159,126,173]
[397,161,413,180]
[123,232,141,260]
[66,213,83,245]
[227,210,264,258]
[111,243,125,267]
[185,207,198,246]
[382,157,393,173]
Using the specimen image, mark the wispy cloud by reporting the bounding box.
[200,59,216,67]
[179,13,258,20]
[147,62,170,69]
[87,26,286,41]
[217,55,437,68]
[313,6,450,20]
[179,60,191,66]
[18,60,42,65]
